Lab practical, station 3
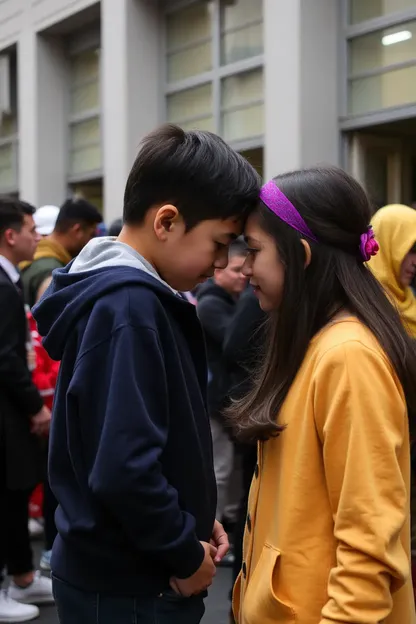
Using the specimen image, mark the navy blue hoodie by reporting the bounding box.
[33,238,217,595]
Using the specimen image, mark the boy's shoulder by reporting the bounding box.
[90,277,178,333]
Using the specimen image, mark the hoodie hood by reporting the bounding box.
[369,204,416,337]
[33,237,179,361]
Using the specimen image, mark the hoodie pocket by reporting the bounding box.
[241,544,296,624]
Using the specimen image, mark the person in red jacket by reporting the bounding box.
[27,276,59,571]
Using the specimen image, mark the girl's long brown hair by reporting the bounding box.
[229,167,416,442]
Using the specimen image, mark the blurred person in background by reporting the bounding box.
[197,239,247,541]
[26,275,60,573]
[21,198,102,308]
[0,198,54,623]
[369,203,416,556]
[369,204,416,337]
[222,285,266,618]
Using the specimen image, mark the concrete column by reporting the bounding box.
[101,0,161,223]
[18,23,68,206]
[264,0,339,180]
[18,21,37,203]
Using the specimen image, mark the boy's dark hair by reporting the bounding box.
[0,197,36,238]
[229,166,416,441]
[55,199,102,234]
[123,124,260,229]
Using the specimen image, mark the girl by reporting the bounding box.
[230,167,416,624]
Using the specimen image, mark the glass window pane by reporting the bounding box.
[179,117,215,133]
[70,117,100,150]
[0,114,16,139]
[350,0,416,24]
[70,145,102,176]
[167,84,212,123]
[70,49,100,86]
[70,81,99,115]
[166,2,213,49]
[221,22,263,65]
[167,41,212,82]
[0,144,14,188]
[222,69,263,109]
[72,181,103,212]
[222,0,262,30]
[349,21,416,75]
[349,64,416,114]
[240,147,264,178]
[222,103,264,142]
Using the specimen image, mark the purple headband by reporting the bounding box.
[259,180,379,262]
[259,180,318,243]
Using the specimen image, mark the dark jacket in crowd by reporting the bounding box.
[33,246,216,596]
[223,286,266,401]
[0,266,43,490]
[197,279,236,418]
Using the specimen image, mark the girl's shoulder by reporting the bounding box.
[311,316,393,375]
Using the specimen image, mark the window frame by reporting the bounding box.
[341,0,416,128]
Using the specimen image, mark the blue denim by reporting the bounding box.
[52,576,205,624]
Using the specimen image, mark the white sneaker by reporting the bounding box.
[27,520,43,540]
[0,590,39,622]
[8,572,54,605]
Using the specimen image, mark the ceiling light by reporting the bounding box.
[382,30,412,46]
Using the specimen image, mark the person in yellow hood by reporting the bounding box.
[369,204,416,337]
[229,168,416,624]
[21,198,101,307]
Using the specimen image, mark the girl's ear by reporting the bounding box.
[300,239,312,269]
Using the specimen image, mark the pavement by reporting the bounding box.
[31,543,233,624]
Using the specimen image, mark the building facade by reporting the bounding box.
[0,0,414,221]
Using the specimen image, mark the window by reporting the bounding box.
[221,0,263,65]
[348,20,416,114]
[349,0,416,25]
[165,2,213,82]
[349,21,416,75]
[221,68,264,141]
[167,83,214,131]
[0,52,18,193]
[164,1,264,142]
[68,47,101,178]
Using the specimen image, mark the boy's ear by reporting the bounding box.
[300,239,312,269]
[154,204,180,241]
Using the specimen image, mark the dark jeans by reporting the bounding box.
[0,486,34,584]
[52,576,206,624]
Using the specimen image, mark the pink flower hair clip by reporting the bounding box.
[360,226,379,262]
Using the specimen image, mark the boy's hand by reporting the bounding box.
[211,519,229,564]
[31,405,51,436]
[169,541,217,597]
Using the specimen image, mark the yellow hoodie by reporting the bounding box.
[369,204,416,337]
[233,318,415,624]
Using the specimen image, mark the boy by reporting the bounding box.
[34,124,260,624]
